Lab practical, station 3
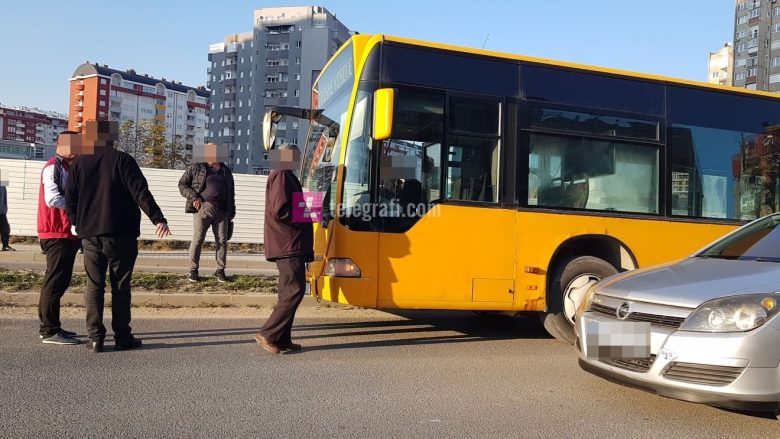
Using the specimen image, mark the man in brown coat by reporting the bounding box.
[255,144,313,353]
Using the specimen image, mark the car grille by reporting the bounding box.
[662,362,745,386]
[590,303,685,329]
[602,355,657,373]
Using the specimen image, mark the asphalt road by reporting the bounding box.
[0,309,777,438]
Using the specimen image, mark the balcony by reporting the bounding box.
[224,78,236,86]
[155,104,166,112]
[76,83,85,91]
[75,116,83,122]
[186,129,195,136]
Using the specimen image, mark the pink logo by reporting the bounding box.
[292,192,324,223]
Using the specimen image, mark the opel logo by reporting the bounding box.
[615,302,631,320]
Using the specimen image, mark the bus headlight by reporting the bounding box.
[324,258,362,278]
[680,293,780,332]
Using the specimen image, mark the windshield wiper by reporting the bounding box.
[753,257,780,263]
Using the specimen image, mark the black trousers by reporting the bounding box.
[259,256,307,344]
[82,236,138,340]
[38,238,79,337]
[0,214,9,247]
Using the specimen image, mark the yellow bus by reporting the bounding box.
[263,34,780,343]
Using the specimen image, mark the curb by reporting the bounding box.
[0,292,318,308]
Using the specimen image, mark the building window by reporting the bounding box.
[773,23,780,33]
[747,67,757,77]
[238,115,242,122]
[736,72,747,81]
[294,89,300,97]
[748,8,761,19]
[238,129,242,136]
[737,15,749,25]
[236,158,240,164]
[770,73,780,84]
[295,57,301,65]
[296,41,302,48]
[773,57,780,67]
[247,114,251,121]
[736,58,747,67]
[99,100,106,107]
[295,73,300,80]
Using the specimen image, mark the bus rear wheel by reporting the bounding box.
[541,256,618,344]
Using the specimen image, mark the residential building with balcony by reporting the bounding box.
[708,43,734,86]
[0,104,67,146]
[207,5,351,174]
[68,63,210,160]
[733,0,780,91]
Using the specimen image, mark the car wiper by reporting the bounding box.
[752,257,780,263]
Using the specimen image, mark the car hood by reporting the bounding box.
[596,257,780,309]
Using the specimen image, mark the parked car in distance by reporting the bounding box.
[575,213,780,413]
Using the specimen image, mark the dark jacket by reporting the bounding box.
[64,147,167,238]
[178,163,235,219]
[264,169,313,262]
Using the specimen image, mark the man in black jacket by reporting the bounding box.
[64,121,171,353]
[178,143,235,283]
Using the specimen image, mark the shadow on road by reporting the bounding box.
[133,310,552,352]
[131,310,550,352]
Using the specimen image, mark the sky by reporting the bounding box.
[0,0,735,115]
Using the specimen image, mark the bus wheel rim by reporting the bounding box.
[563,273,600,326]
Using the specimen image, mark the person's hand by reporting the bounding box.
[193,198,202,210]
[156,222,172,238]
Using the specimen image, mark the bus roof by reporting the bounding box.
[365,34,780,101]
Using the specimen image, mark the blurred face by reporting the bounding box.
[56,134,81,160]
[82,120,119,154]
[193,143,228,164]
[268,148,301,171]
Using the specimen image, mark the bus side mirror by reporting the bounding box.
[373,88,395,141]
[263,110,283,151]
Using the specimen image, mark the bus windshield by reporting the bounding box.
[301,42,355,221]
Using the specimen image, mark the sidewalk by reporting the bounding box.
[0,291,319,308]
[0,244,278,276]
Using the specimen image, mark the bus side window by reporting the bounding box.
[446,97,501,203]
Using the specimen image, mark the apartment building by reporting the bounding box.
[207,5,351,173]
[708,43,734,86]
[733,0,780,91]
[0,104,67,146]
[68,63,210,157]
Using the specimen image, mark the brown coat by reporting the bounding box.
[264,169,313,262]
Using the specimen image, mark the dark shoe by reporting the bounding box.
[189,269,199,282]
[255,333,281,354]
[115,335,143,351]
[39,329,77,339]
[1,246,15,252]
[279,342,302,352]
[214,269,227,283]
[86,338,104,353]
[42,331,80,345]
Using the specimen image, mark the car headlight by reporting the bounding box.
[576,284,598,316]
[680,293,780,332]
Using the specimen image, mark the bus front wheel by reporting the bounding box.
[541,256,618,344]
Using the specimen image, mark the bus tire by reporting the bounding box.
[541,255,618,344]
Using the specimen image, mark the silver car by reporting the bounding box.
[575,213,780,412]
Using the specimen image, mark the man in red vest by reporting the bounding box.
[37,131,82,345]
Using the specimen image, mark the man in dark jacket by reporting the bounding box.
[0,183,11,251]
[37,131,81,345]
[64,121,171,353]
[178,143,235,283]
[255,144,313,354]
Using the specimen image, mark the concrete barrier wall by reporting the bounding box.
[0,158,268,243]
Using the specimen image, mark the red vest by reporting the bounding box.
[37,156,75,240]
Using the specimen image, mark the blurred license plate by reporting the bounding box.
[584,320,650,360]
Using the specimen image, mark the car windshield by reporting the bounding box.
[697,214,780,261]
[300,42,355,221]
